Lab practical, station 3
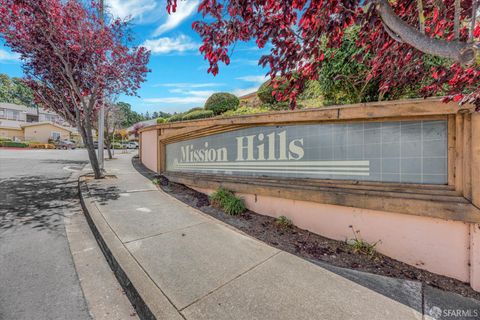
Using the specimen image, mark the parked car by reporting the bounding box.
[54,139,76,150]
[124,141,139,149]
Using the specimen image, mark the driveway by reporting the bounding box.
[0,149,91,320]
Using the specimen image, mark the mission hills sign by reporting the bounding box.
[166,121,448,184]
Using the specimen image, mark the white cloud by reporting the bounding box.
[154,82,224,88]
[232,75,269,95]
[233,86,259,97]
[0,49,20,63]
[144,89,213,105]
[143,34,199,55]
[231,59,259,66]
[153,0,200,36]
[105,0,157,21]
[144,96,206,104]
[236,75,269,84]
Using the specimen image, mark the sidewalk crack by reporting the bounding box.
[123,222,210,244]
[179,250,282,312]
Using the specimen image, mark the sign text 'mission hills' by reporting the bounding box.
[180,131,304,163]
[165,121,448,184]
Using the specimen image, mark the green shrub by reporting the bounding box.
[209,187,233,208]
[204,92,239,115]
[156,117,166,124]
[181,109,214,121]
[209,187,246,215]
[275,216,293,229]
[223,197,246,215]
[221,106,269,117]
[266,102,291,111]
[257,79,289,105]
[186,107,203,113]
[299,80,322,100]
[166,113,184,122]
[0,137,12,142]
[0,141,28,148]
[257,81,275,104]
[166,109,214,123]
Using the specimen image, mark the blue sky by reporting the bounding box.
[0,0,270,114]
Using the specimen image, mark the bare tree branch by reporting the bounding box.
[375,0,478,65]
[417,0,425,34]
[454,0,461,39]
[470,0,478,43]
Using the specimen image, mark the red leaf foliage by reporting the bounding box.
[166,0,479,109]
[0,0,151,126]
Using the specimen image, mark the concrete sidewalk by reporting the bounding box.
[80,154,480,320]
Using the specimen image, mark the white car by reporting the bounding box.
[124,141,139,149]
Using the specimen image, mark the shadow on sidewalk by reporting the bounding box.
[0,176,79,234]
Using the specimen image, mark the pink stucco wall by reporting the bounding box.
[140,130,158,172]
[192,186,476,288]
[471,224,480,291]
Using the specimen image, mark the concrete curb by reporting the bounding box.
[78,177,183,320]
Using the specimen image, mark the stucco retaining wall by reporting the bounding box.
[140,129,158,172]
[138,99,480,291]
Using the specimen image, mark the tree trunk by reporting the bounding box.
[376,0,478,65]
[105,135,113,159]
[82,119,103,179]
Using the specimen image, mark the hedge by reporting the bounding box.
[204,92,239,115]
[167,109,214,122]
[181,109,214,121]
[0,141,29,148]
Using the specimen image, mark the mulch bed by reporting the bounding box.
[154,175,480,301]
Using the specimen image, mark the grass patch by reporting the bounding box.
[275,216,293,229]
[347,225,380,257]
[209,187,246,215]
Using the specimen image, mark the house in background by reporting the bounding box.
[22,122,74,143]
[0,102,78,143]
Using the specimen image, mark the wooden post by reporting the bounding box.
[455,114,464,194]
[448,115,456,186]
[464,114,473,200]
[471,113,480,208]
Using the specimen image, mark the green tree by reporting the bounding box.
[0,73,35,106]
[317,27,448,106]
[116,102,145,127]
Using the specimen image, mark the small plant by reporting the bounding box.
[152,178,160,185]
[223,197,246,215]
[209,187,233,207]
[275,216,293,229]
[346,225,380,257]
[209,187,246,215]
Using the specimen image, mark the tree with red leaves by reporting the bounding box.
[166,0,479,109]
[0,0,150,178]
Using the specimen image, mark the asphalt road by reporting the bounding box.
[0,149,91,320]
